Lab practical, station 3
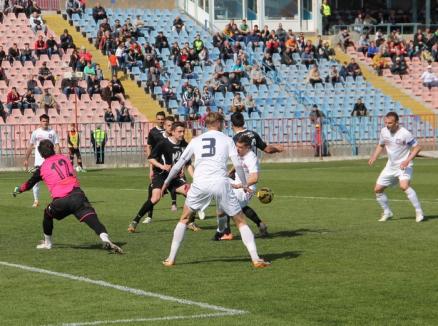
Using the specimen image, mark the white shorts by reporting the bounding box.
[185,178,242,217]
[376,166,413,187]
[233,188,254,208]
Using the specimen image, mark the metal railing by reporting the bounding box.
[331,23,438,36]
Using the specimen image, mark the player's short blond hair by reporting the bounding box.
[205,112,224,127]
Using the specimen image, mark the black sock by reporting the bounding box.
[43,208,54,235]
[134,199,154,223]
[82,214,107,235]
[242,206,262,227]
[78,160,83,168]
[170,188,177,205]
[224,215,231,234]
[146,184,154,218]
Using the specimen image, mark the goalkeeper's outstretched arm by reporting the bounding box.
[13,167,43,196]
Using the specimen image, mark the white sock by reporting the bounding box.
[33,182,40,201]
[239,224,260,261]
[376,193,390,212]
[217,215,228,233]
[99,233,110,243]
[44,234,52,245]
[405,187,422,211]
[168,222,186,262]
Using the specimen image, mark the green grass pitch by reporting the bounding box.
[1,159,438,326]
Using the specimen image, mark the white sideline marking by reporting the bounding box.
[120,188,438,204]
[45,312,237,326]
[0,261,247,318]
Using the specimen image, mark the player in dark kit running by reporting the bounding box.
[128,121,195,232]
[12,139,123,253]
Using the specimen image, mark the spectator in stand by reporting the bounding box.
[92,2,107,24]
[353,13,365,33]
[146,66,161,94]
[86,75,101,99]
[265,36,280,54]
[111,75,125,98]
[231,93,245,113]
[420,65,438,91]
[201,85,214,106]
[101,81,122,108]
[34,35,47,59]
[27,75,41,94]
[78,46,92,62]
[346,58,362,80]
[161,81,176,110]
[61,77,85,100]
[198,47,211,67]
[325,65,341,85]
[21,89,37,114]
[181,84,194,114]
[46,35,60,59]
[21,43,36,65]
[108,51,118,77]
[301,47,315,68]
[0,101,7,123]
[281,47,295,65]
[213,58,225,76]
[351,98,368,117]
[0,46,6,64]
[154,31,168,52]
[307,64,323,87]
[38,62,55,86]
[172,16,185,33]
[339,61,348,80]
[262,52,276,73]
[39,88,57,114]
[26,0,42,17]
[198,106,211,125]
[0,64,8,84]
[357,33,369,55]
[104,107,115,127]
[250,64,266,85]
[65,0,82,19]
[116,103,134,126]
[245,94,261,118]
[338,28,355,52]
[390,57,407,79]
[6,87,22,115]
[372,53,388,76]
[367,41,378,58]
[29,12,47,34]
[229,72,243,92]
[318,41,336,61]
[60,29,75,52]
[5,0,27,17]
[192,34,204,54]
[8,43,20,64]
[83,61,96,81]
[182,61,196,79]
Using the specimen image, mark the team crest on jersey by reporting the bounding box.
[395,139,405,145]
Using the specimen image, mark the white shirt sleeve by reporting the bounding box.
[246,153,259,174]
[53,131,60,145]
[378,129,385,146]
[228,138,247,187]
[404,130,417,148]
[30,130,37,145]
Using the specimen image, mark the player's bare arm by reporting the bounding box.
[149,158,171,172]
[400,144,422,169]
[264,144,284,154]
[54,143,61,154]
[24,143,34,169]
[368,144,384,166]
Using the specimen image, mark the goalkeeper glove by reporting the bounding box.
[12,186,20,197]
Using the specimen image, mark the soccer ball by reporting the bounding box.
[257,187,274,204]
[75,166,81,172]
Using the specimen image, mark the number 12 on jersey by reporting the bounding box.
[201,138,216,157]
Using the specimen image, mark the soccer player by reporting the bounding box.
[145,112,179,219]
[214,134,260,241]
[368,112,424,222]
[67,123,84,172]
[128,121,194,232]
[13,139,123,253]
[24,114,60,208]
[161,112,270,268]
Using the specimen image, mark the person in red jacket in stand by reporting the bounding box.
[6,87,22,115]
[34,35,47,59]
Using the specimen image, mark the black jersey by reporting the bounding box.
[233,129,267,152]
[147,126,166,149]
[148,138,189,175]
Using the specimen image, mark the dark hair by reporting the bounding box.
[236,134,252,147]
[230,112,245,127]
[165,116,175,123]
[385,111,399,121]
[39,114,50,121]
[156,111,166,118]
[38,139,55,159]
[171,121,186,131]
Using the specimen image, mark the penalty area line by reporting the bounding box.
[0,261,247,322]
[44,312,238,326]
[277,195,438,204]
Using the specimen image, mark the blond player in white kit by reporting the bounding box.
[161,112,270,268]
[368,112,424,222]
[24,114,60,207]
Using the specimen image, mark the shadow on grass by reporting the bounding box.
[267,228,331,238]
[56,242,127,250]
[397,215,438,221]
[182,251,301,265]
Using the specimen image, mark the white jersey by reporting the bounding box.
[30,127,59,166]
[379,126,417,169]
[233,150,259,191]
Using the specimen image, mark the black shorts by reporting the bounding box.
[69,147,82,159]
[151,174,187,192]
[46,188,95,222]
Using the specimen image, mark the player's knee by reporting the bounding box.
[374,185,384,193]
[232,212,247,228]
[399,183,409,191]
